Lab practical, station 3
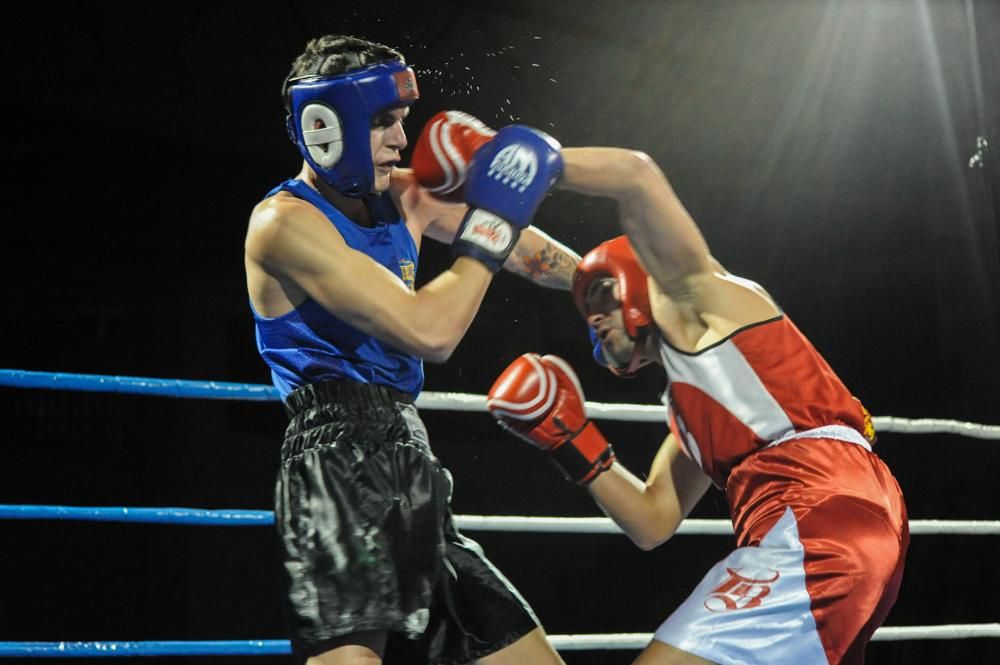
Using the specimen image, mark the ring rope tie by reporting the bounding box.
[3,368,998,656]
[2,369,998,437]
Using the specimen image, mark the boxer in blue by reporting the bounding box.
[244,35,574,665]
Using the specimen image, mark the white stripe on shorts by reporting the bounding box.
[653,507,829,664]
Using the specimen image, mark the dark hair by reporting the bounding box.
[282,34,405,109]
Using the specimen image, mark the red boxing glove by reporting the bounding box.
[411,110,496,201]
[487,353,616,485]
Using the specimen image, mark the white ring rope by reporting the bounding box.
[869,416,1000,439]
[415,392,1000,438]
[453,516,1000,535]
[4,371,996,438]
[3,506,994,536]
[546,624,1000,649]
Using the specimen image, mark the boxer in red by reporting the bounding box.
[487,148,909,664]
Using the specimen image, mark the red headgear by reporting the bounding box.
[572,236,653,376]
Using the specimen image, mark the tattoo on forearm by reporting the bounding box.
[510,241,579,290]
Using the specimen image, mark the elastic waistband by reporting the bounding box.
[765,424,872,452]
[284,380,415,418]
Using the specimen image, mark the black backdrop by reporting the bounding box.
[3,1,999,663]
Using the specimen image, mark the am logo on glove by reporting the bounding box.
[452,125,563,272]
[411,110,496,201]
[486,142,539,193]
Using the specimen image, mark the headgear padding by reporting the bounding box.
[285,60,419,197]
[572,235,652,339]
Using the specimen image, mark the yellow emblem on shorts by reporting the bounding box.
[398,260,416,291]
[858,399,876,443]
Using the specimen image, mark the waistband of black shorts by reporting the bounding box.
[284,380,415,418]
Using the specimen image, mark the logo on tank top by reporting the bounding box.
[704,567,780,612]
[398,260,416,291]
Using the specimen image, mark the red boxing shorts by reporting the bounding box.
[655,437,908,665]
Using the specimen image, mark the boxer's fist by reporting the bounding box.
[487,353,615,485]
[452,125,563,272]
[411,110,496,201]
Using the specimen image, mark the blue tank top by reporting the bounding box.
[252,179,423,400]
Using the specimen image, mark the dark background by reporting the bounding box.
[3,0,999,663]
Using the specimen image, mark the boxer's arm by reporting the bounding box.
[505,227,580,290]
[401,152,580,290]
[557,147,711,296]
[426,212,580,291]
[408,110,578,289]
[587,432,710,550]
[415,192,578,291]
[558,147,779,330]
[246,194,491,363]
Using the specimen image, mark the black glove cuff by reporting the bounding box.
[548,439,616,485]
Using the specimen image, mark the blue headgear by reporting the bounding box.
[285,60,419,197]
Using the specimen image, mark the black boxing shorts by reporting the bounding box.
[276,380,539,664]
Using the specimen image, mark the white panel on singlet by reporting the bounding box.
[662,396,703,469]
[659,339,795,443]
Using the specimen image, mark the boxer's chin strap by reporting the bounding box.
[600,328,653,379]
[607,351,650,379]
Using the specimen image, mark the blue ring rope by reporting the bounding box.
[0,505,274,525]
[0,370,278,401]
[0,640,289,657]
[3,625,1000,656]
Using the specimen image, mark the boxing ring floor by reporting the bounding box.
[1,369,997,661]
